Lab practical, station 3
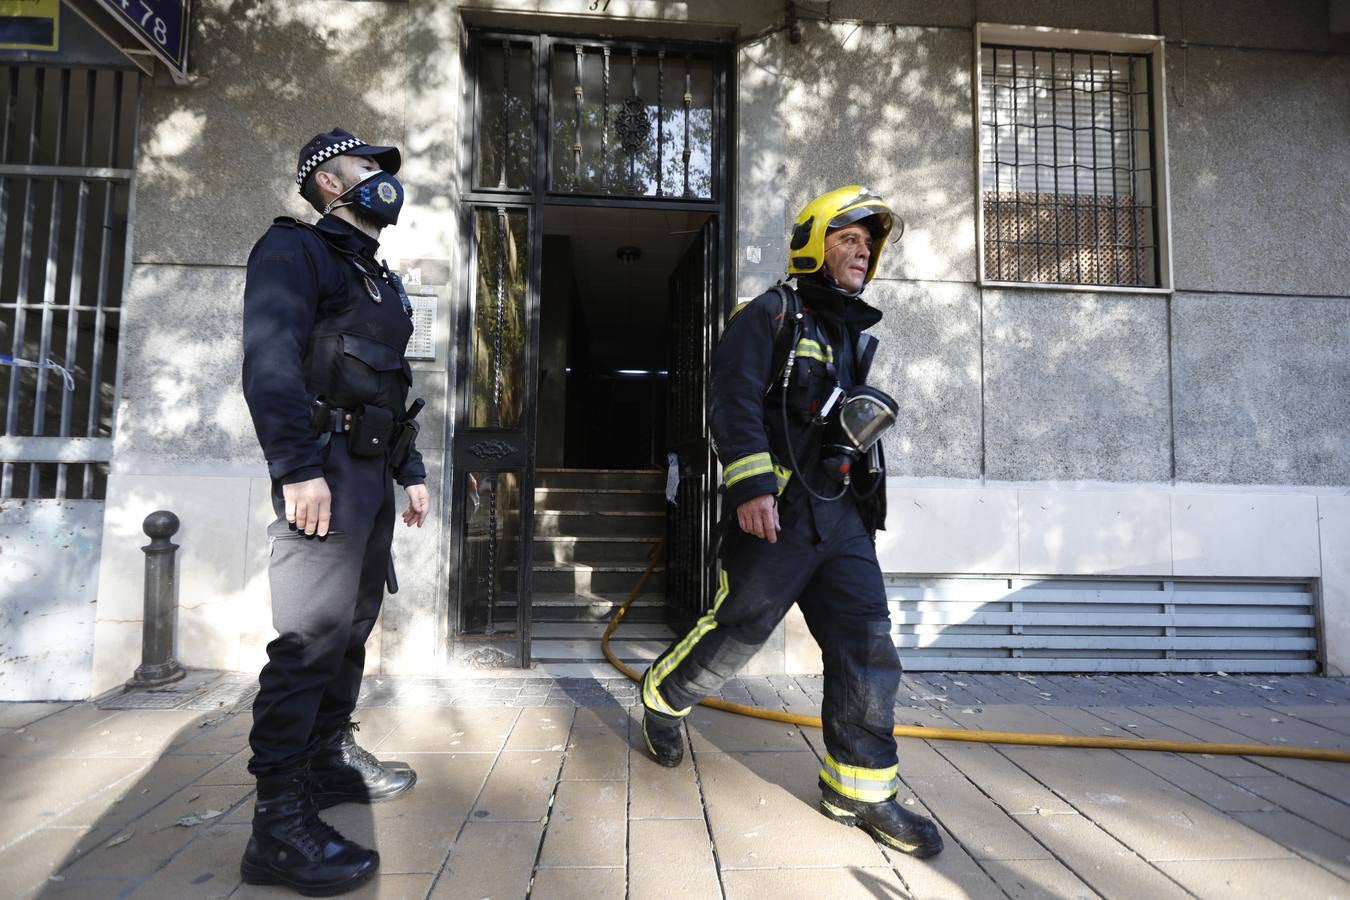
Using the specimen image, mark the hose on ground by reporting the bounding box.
[601,539,1350,764]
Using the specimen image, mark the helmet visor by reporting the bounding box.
[828,201,893,239]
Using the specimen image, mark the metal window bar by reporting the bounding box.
[1049,51,1063,281]
[1011,48,1021,281]
[0,66,136,500]
[1029,51,1042,281]
[989,49,1003,280]
[1089,52,1101,285]
[981,45,1157,287]
[601,47,610,193]
[1070,51,1084,283]
[572,46,583,192]
[628,49,638,189]
[682,54,692,198]
[656,49,664,197]
[497,41,511,189]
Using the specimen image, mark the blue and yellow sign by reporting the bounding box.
[0,0,60,52]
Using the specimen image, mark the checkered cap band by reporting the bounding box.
[296,137,367,186]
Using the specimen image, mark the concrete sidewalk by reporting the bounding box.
[2,671,1348,899]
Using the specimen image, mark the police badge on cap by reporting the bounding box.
[295,127,401,191]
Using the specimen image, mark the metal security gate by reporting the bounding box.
[890,577,1319,673]
[1,65,137,499]
[0,64,138,700]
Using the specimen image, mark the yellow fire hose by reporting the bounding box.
[601,540,1350,764]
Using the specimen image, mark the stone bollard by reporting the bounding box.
[127,510,186,688]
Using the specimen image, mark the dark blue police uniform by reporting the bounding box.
[242,213,424,779]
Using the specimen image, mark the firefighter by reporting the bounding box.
[640,186,943,858]
[240,128,430,894]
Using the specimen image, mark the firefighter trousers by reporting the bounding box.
[643,494,903,802]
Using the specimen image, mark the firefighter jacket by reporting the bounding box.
[709,276,887,535]
[242,214,425,487]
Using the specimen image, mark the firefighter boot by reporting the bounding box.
[240,771,379,896]
[818,780,944,858]
[309,721,417,809]
[641,707,686,767]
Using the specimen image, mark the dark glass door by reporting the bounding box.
[665,220,720,632]
[449,34,544,668]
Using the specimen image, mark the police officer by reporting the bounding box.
[640,186,944,858]
[240,128,431,895]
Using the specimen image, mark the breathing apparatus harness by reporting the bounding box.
[767,283,899,504]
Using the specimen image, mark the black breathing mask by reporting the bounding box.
[325,169,405,227]
[820,384,898,484]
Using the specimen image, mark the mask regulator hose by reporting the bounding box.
[778,313,848,503]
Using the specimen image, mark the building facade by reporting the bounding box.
[1,0,1347,701]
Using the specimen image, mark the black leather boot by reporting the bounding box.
[818,780,944,858]
[310,721,417,809]
[240,771,379,896]
[641,707,685,767]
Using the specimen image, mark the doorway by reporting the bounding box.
[528,207,712,672]
[447,31,730,670]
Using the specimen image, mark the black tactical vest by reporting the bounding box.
[282,218,415,415]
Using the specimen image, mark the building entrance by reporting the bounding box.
[447,32,729,669]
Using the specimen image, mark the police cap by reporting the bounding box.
[295,127,401,190]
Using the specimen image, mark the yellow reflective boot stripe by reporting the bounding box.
[724,452,773,487]
[645,571,731,718]
[820,753,899,803]
[642,667,685,717]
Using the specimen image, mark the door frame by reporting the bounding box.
[446,27,736,667]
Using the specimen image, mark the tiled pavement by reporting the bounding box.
[2,671,1349,899]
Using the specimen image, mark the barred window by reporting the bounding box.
[979,38,1165,288]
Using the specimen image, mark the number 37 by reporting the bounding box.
[588,0,612,10]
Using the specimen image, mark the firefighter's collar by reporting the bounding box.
[796,277,883,329]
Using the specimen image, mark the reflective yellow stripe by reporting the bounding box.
[795,338,833,364]
[728,299,752,321]
[820,753,899,802]
[724,452,773,488]
[774,464,792,496]
[642,668,685,717]
[645,571,731,718]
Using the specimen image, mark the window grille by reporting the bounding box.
[980,45,1160,287]
[547,43,717,200]
[0,65,138,500]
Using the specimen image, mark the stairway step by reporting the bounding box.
[531,591,667,623]
[534,510,665,537]
[535,468,663,491]
[532,621,675,640]
[532,567,666,593]
[535,487,666,513]
[532,662,644,679]
[532,536,663,564]
[531,637,669,663]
